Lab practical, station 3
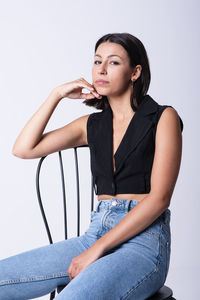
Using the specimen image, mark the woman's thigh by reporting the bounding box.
[0,236,88,300]
[55,198,171,300]
[54,245,163,300]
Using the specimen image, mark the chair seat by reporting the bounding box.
[57,285,173,299]
[57,285,66,293]
[147,285,173,299]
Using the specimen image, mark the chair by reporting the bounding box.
[35,146,175,300]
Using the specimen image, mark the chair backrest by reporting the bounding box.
[35,145,95,244]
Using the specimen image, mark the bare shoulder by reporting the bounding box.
[157,106,183,134]
[150,106,183,203]
[75,113,91,145]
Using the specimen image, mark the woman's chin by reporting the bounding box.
[95,86,109,92]
[95,89,109,96]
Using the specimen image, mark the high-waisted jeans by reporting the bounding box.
[0,198,171,300]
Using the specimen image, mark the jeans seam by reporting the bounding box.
[143,217,162,239]
[0,272,68,286]
[121,260,161,300]
[78,234,91,250]
[161,222,170,236]
[145,230,160,239]
[121,227,162,300]
[96,210,109,239]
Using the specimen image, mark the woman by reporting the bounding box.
[0,33,183,299]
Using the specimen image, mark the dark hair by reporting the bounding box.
[83,32,151,112]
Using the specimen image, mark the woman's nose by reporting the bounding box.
[99,70,107,75]
[98,62,107,74]
[98,67,107,74]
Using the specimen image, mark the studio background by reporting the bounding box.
[0,1,198,299]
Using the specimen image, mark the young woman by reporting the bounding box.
[0,33,183,300]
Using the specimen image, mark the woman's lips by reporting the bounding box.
[95,80,109,85]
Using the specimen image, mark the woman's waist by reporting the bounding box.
[98,193,149,202]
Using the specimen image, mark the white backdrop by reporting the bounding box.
[0,1,199,299]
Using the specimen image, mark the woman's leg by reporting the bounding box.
[54,198,171,300]
[0,236,89,300]
[0,198,171,300]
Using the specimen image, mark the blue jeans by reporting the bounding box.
[0,198,171,300]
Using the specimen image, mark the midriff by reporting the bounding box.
[97,193,150,202]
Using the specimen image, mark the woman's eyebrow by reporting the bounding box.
[94,54,123,60]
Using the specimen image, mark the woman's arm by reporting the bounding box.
[90,106,183,255]
[12,88,61,158]
[12,78,101,159]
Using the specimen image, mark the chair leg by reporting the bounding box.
[50,290,56,299]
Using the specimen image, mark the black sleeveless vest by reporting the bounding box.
[87,94,183,195]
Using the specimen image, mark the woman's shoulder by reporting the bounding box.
[156,104,184,133]
[76,111,103,145]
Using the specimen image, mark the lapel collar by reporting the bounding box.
[102,94,159,177]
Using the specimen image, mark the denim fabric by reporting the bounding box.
[0,198,171,300]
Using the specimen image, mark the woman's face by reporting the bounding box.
[92,42,136,97]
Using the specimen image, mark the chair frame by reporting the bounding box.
[35,146,175,300]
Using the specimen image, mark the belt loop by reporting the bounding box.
[162,210,167,223]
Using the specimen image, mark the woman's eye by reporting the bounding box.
[94,61,119,65]
[94,60,101,65]
[110,61,120,65]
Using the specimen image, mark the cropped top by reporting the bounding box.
[87,94,183,196]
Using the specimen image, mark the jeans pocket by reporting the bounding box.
[104,210,127,230]
[143,220,161,240]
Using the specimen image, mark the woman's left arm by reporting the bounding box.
[91,106,183,255]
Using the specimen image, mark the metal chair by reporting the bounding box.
[35,145,175,299]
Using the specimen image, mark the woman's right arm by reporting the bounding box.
[12,78,102,159]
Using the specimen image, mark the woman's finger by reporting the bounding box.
[80,92,102,100]
[77,79,101,98]
[78,78,95,91]
[80,93,95,100]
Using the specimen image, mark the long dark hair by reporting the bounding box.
[83,32,151,112]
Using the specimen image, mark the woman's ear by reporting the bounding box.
[131,65,142,81]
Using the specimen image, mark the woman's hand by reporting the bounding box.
[55,77,102,100]
[67,246,104,281]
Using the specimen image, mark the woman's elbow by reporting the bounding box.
[12,147,31,159]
